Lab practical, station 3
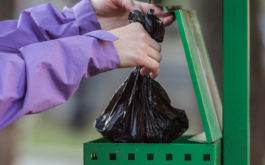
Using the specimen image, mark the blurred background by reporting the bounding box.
[0,0,264,165]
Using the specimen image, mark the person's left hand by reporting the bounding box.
[90,0,175,30]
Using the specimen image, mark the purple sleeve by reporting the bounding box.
[0,0,101,50]
[0,0,120,129]
[0,31,120,130]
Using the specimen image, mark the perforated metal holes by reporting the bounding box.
[89,153,211,162]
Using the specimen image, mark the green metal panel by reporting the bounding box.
[84,136,221,165]
[175,10,222,143]
[223,0,250,165]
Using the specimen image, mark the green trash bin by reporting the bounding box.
[84,10,223,165]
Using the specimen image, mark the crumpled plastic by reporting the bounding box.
[94,9,189,143]
[128,9,165,42]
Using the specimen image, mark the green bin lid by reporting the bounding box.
[147,0,222,143]
[175,10,223,143]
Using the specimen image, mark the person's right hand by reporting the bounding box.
[109,23,162,79]
[91,0,175,30]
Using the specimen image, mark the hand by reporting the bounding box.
[109,23,162,79]
[90,0,175,30]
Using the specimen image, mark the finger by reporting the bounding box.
[140,66,158,79]
[159,14,176,26]
[150,72,156,79]
[140,67,150,76]
[135,2,168,16]
[139,28,161,51]
[147,47,162,62]
[140,56,160,78]
[148,38,162,52]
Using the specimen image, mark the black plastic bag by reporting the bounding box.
[128,9,165,42]
[94,9,188,143]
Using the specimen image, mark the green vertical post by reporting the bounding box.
[223,0,250,165]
